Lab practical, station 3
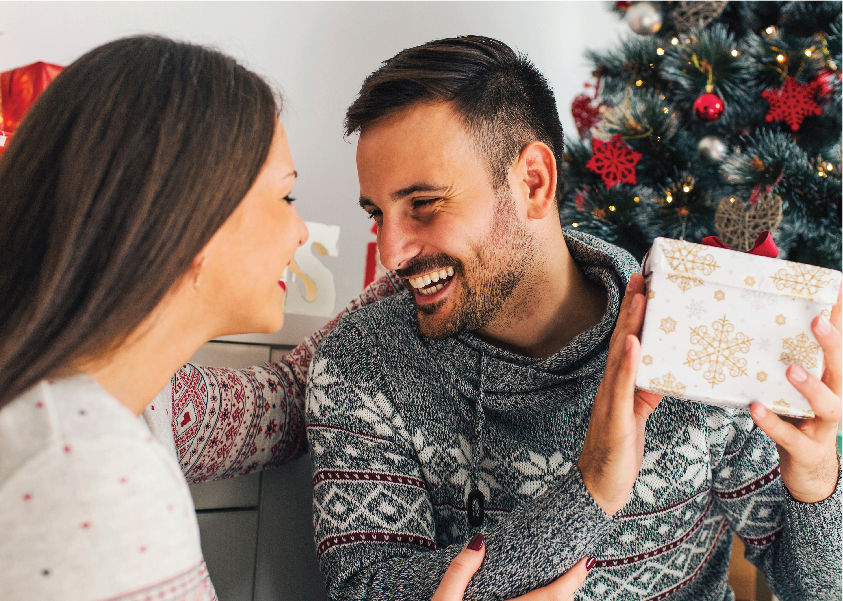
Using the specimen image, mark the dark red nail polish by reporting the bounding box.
[467,533,484,551]
[585,557,596,571]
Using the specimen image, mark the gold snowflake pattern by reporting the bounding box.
[775,315,786,326]
[772,399,791,414]
[662,240,719,293]
[648,289,656,300]
[771,264,834,299]
[744,276,756,287]
[770,398,813,418]
[714,290,725,301]
[685,316,753,387]
[648,372,687,397]
[780,332,820,369]
[756,371,768,382]
[642,355,654,365]
[660,317,677,334]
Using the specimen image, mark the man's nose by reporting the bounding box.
[377,217,421,271]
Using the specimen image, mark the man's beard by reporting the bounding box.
[412,192,537,339]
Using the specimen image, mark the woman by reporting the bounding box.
[0,36,589,599]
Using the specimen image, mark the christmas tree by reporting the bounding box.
[561,1,842,269]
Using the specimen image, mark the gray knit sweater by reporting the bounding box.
[306,229,842,601]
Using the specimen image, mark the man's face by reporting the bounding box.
[356,102,537,339]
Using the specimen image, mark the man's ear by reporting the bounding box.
[517,141,557,220]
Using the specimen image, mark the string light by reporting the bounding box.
[765,26,776,36]
[826,163,834,171]
[671,37,679,46]
[609,205,617,212]
[729,197,736,203]
[657,48,665,56]
[633,196,640,203]
[804,49,813,57]
[635,79,644,86]
[663,107,669,114]
[682,185,691,193]
[731,49,740,57]
[572,222,579,227]
[666,194,673,203]
[776,54,786,63]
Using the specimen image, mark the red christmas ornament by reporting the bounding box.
[615,1,632,9]
[761,76,822,131]
[572,94,603,137]
[813,69,840,104]
[574,190,587,210]
[693,92,725,122]
[585,134,642,189]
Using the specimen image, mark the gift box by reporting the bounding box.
[0,61,64,152]
[636,237,841,418]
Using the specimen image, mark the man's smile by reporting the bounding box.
[407,266,455,296]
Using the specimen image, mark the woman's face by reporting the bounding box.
[200,120,308,335]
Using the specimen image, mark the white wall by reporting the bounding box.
[0,1,627,343]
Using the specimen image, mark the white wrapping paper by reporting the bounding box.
[636,237,841,418]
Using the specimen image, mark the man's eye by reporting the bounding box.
[283,195,296,204]
[412,198,438,209]
[366,209,383,221]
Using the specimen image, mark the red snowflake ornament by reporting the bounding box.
[585,134,642,189]
[761,76,822,131]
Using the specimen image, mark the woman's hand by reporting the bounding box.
[750,289,842,503]
[432,534,593,601]
[577,273,663,516]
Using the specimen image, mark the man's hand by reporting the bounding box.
[750,289,842,503]
[577,273,663,516]
[432,534,593,601]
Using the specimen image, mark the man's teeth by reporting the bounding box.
[409,267,455,295]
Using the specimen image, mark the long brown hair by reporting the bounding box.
[0,35,279,408]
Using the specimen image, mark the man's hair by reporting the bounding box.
[0,35,278,408]
[345,35,565,199]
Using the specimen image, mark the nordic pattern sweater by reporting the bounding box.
[306,229,842,601]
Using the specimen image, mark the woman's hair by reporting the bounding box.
[0,35,279,408]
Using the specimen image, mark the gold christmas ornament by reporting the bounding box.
[626,1,663,35]
[714,193,783,252]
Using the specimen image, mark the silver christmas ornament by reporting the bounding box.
[626,2,663,35]
[698,135,727,161]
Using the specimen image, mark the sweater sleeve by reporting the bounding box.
[306,321,616,601]
[143,273,404,484]
[711,412,842,601]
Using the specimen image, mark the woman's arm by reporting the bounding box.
[143,272,404,483]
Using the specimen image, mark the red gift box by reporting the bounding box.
[0,61,64,152]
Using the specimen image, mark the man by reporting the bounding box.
[305,36,842,600]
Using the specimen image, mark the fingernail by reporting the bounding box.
[467,533,484,551]
[629,295,641,313]
[789,364,808,383]
[816,316,831,335]
[585,557,596,571]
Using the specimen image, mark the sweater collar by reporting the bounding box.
[424,229,639,404]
